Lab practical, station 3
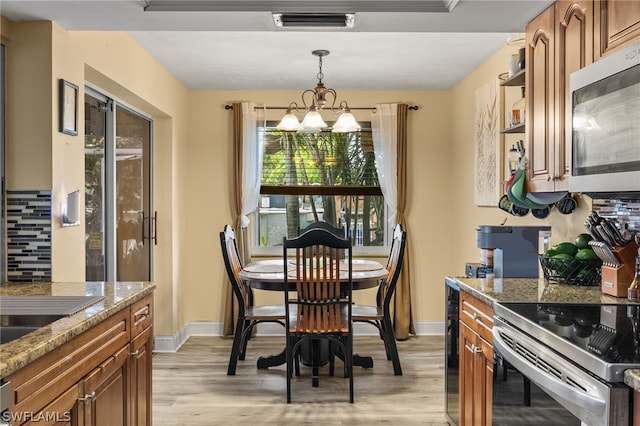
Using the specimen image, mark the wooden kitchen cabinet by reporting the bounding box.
[458,292,494,426]
[129,296,154,426]
[594,0,640,59]
[526,1,594,193]
[6,294,154,426]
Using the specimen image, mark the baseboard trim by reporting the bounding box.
[153,320,445,353]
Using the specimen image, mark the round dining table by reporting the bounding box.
[238,258,388,372]
[240,258,388,288]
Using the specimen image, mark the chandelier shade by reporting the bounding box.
[276,49,360,133]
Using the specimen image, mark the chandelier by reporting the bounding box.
[276,50,360,133]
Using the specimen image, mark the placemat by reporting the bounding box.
[340,260,385,272]
[243,262,290,273]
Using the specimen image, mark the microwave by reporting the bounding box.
[569,41,640,193]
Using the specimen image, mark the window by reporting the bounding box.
[254,122,387,254]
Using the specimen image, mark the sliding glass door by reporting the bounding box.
[85,88,153,281]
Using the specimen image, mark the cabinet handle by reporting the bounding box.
[134,306,150,325]
[131,349,140,358]
[79,391,96,404]
[472,312,479,321]
[465,344,483,355]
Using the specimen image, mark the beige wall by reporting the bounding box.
[2,18,592,337]
[449,44,592,279]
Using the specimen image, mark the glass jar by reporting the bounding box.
[510,87,526,126]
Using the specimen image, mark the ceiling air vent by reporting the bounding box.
[273,13,355,28]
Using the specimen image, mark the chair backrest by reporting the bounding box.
[298,221,347,238]
[283,228,352,334]
[379,224,407,311]
[220,224,251,312]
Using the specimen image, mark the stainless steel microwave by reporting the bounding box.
[569,41,640,193]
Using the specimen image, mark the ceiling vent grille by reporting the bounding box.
[273,13,355,28]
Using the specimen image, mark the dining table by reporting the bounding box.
[238,258,389,373]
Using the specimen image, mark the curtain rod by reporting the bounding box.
[224,105,419,111]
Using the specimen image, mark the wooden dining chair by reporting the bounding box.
[298,221,347,238]
[352,223,406,375]
[283,228,354,403]
[220,224,287,375]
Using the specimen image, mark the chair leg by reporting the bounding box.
[382,316,402,376]
[329,341,335,377]
[286,335,293,403]
[377,320,391,360]
[346,335,354,403]
[238,319,252,360]
[227,318,245,375]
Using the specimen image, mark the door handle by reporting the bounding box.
[142,211,158,245]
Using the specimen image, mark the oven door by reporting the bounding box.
[493,317,631,426]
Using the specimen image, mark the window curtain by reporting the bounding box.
[371,103,414,340]
[223,101,263,337]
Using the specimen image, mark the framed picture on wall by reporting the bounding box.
[59,79,78,135]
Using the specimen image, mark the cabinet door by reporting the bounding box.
[130,326,153,426]
[459,322,493,426]
[82,345,130,426]
[555,0,595,191]
[594,0,640,58]
[22,384,83,426]
[459,321,476,426]
[526,5,557,192]
[477,336,493,426]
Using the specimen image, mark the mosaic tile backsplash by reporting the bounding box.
[592,196,640,242]
[6,190,52,282]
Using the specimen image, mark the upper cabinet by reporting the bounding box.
[526,5,557,192]
[525,0,633,193]
[526,0,594,192]
[594,0,640,58]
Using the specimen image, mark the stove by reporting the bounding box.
[493,302,639,425]
[494,302,640,383]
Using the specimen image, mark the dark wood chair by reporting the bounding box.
[283,228,354,403]
[298,221,347,238]
[220,224,287,375]
[352,223,406,375]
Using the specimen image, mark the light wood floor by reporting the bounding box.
[152,335,448,425]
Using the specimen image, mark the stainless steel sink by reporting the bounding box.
[0,314,65,344]
[0,295,106,345]
[0,295,106,316]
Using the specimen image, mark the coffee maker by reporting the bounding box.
[476,225,551,278]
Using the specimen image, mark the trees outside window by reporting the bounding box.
[256,122,386,251]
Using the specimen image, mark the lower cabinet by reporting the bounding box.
[6,294,153,426]
[458,291,494,426]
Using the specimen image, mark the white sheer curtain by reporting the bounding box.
[371,103,398,227]
[239,102,263,229]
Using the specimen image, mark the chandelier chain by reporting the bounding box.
[317,55,324,83]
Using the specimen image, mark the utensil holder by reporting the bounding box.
[601,241,639,297]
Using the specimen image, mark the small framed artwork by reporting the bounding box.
[59,79,78,135]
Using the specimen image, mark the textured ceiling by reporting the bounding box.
[1,0,554,90]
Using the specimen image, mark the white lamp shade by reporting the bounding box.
[300,110,327,131]
[332,111,360,133]
[276,113,302,131]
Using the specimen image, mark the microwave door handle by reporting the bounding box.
[492,327,607,417]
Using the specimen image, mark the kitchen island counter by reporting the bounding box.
[0,281,155,378]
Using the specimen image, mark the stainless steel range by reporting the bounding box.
[493,302,639,426]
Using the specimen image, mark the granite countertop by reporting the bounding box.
[447,276,640,393]
[447,276,639,307]
[0,281,156,378]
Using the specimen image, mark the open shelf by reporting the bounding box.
[500,69,525,87]
[500,123,525,134]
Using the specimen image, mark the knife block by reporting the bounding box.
[601,241,639,297]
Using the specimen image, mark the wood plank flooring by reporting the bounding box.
[152,335,448,425]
